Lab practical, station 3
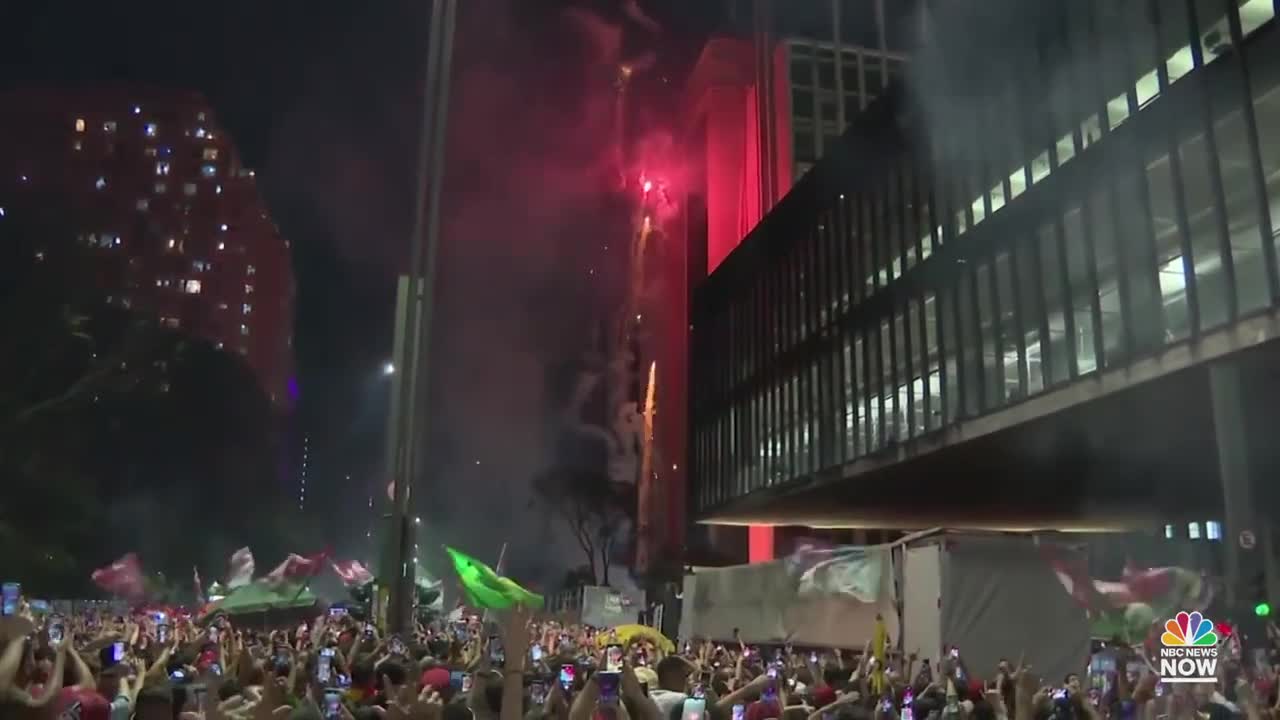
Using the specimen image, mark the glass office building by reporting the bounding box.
[689,0,1280,518]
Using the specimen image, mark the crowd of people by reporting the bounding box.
[2,600,1280,720]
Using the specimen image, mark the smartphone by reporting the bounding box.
[881,698,895,714]
[949,647,960,659]
[636,648,648,667]
[488,635,505,665]
[317,647,335,684]
[48,617,65,645]
[558,663,576,691]
[323,690,342,720]
[1,583,19,616]
[903,689,914,707]
[732,705,745,720]
[530,643,543,662]
[209,662,223,677]
[810,651,819,664]
[191,684,207,709]
[766,663,779,680]
[157,624,169,644]
[530,682,547,706]
[598,671,621,706]
[692,683,706,700]
[112,641,126,664]
[209,627,219,643]
[1051,688,1069,702]
[389,636,407,657]
[681,698,707,720]
[329,607,347,617]
[606,643,625,673]
[461,673,473,693]
[170,668,187,681]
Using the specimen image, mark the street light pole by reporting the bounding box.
[388,0,458,635]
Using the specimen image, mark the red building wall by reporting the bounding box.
[0,87,295,409]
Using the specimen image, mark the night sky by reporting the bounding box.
[1,0,722,579]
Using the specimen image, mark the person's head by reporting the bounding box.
[96,664,126,699]
[376,659,407,690]
[133,684,174,720]
[656,656,691,693]
[1063,674,1080,693]
[351,658,375,689]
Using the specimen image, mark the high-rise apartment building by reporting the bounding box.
[0,87,295,407]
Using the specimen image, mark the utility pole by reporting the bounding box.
[387,0,458,635]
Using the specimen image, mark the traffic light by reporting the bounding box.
[1248,571,1271,618]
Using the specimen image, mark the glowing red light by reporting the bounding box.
[642,180,653,193]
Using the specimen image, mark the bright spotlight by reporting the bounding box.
[383,362,395,376]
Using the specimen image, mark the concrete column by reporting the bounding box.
[1207,362,1261,610]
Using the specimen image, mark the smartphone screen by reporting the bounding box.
[208,627,219,644]
[488,635,504,665]
[1,583,19,616]
[461,673,473,693]
[681,698,707,720]
[949,647,960,659]
[598,671,621,705]
[112,641,126,664]
[48,617,65,645]
[530,643,543,662]
[732,705,745,720]
[558,664,575,691]
[157,624,169,644]
[606,643,624,673]
[766,663,779,680]
[210,662,223,677]
[323,691,342,720]
[317,648,334,684]
[389,637,407,657]
[530,682,546,706]
[692,683,706,700]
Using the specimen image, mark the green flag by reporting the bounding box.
[445,546,543,610]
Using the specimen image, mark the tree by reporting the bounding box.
[0,195,291,595]
[532,466,632,586]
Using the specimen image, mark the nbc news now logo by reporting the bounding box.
[1158,611,1219,683]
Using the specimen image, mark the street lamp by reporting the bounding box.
[383,362,396,376]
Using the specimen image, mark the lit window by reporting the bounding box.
[144,122,157,137]
[1188,522,1202,540]
[95,176,107,190]
[195,127,207,139]
[132,105,141,115]
[1206,521,1222,541]
[215,184,223,195]
[167,238,176,250]
[136,198,149,212]
[74,118,86,132]
[217,242,226,251]
[217,302,229,310]
[215,341,224,350]
[184,279,202,294]
[203,148,218,160]
[197,112,206,121]
[154,182,167,194]
[144,147,157,157]
[246,264,256,275]
[73,140,82,151]
[240,324,249,336]
[242,303,252,314]
[0,207,4,216]
[183,183,197,196]
[193,260,209,272]
[1164,524,1175,539]
[220,224,228,231]
[102,121,117,133]
[155,161,170,176]
[201,164,216,178]
[245,284,254,294]
[163,317,180,329]
[113,236,122,247]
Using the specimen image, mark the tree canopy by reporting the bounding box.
[0,195,292,596]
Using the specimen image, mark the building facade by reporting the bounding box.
[633,0,917,572]
[688,0,1280,568]
[0,87,295,407]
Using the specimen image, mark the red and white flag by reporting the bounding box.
[265,551,328,585]
[331,559,374,587]
[91,553,145,601]
[227,547,255,589]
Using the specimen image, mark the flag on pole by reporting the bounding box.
[91,553,146,602]
[265,552,329,585]
[193,566,205,604]
[227,547,255,589]
[332,559,375,587]
[445,546,543,610]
